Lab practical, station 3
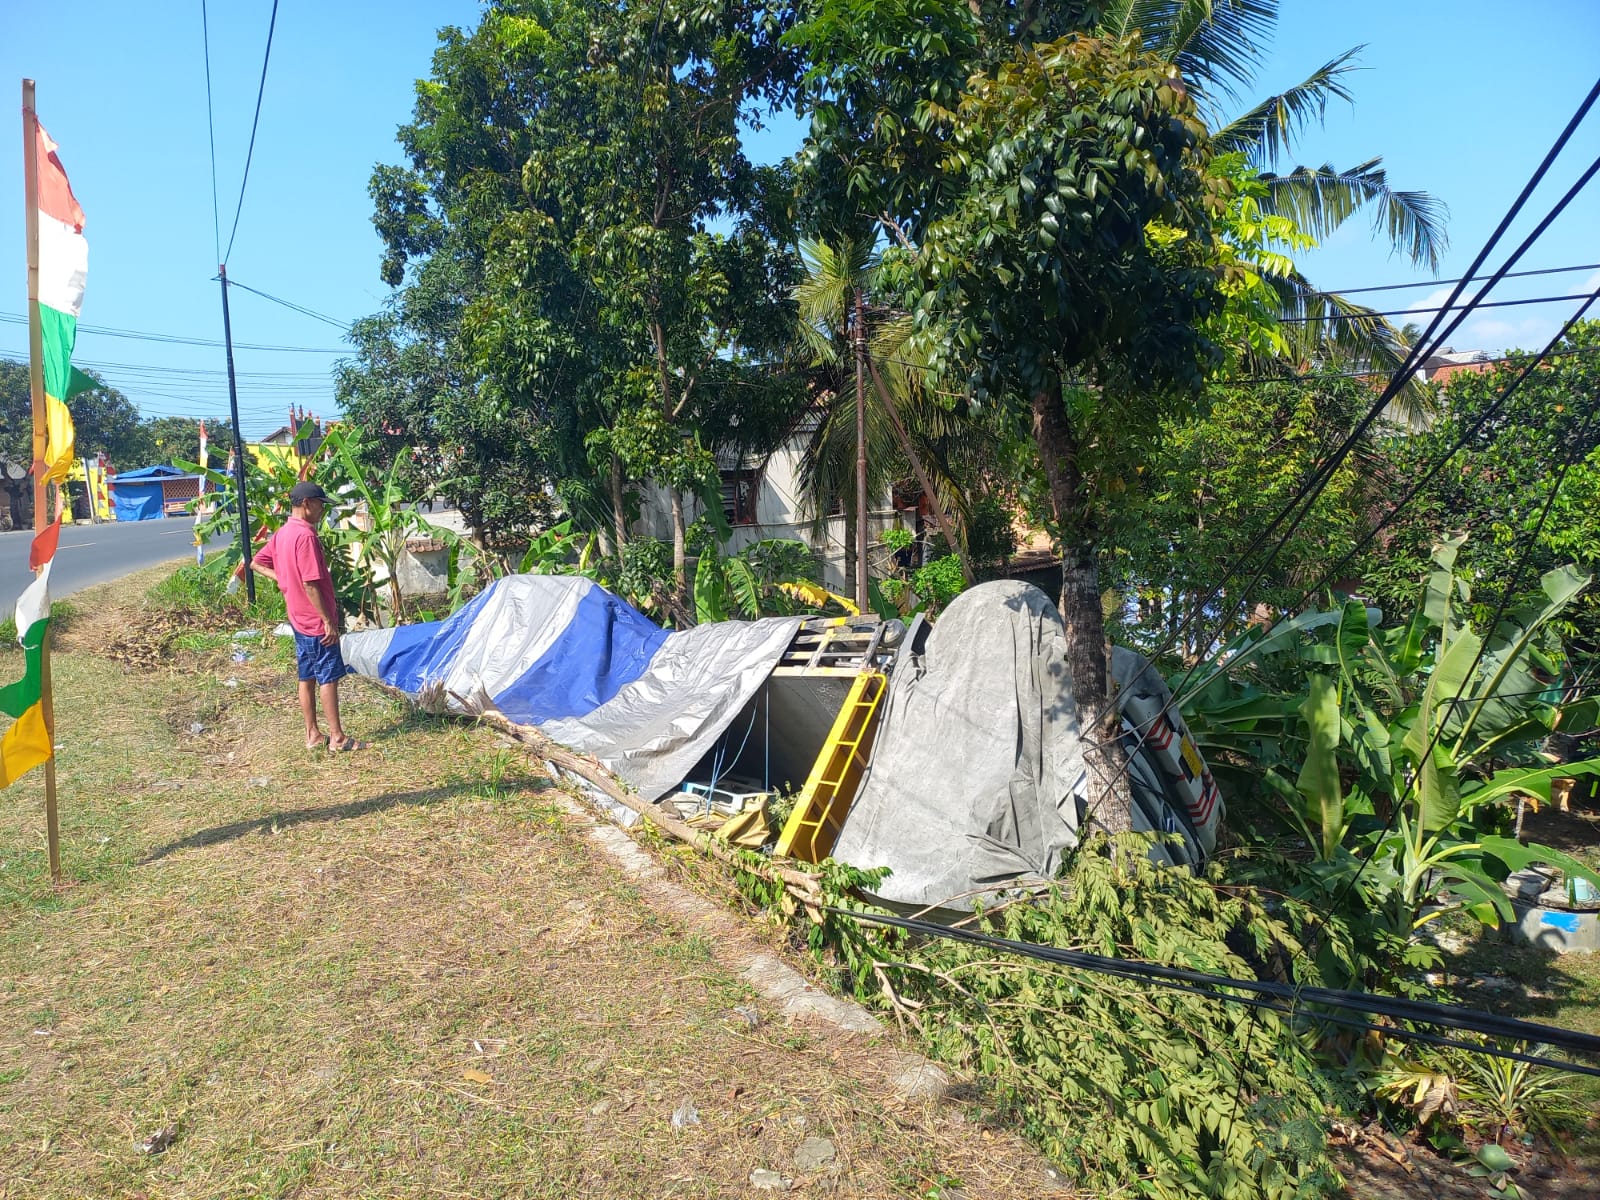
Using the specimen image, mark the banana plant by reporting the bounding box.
[322,426,468,626]
[1182,538,1600,938]
[692,538,847,623]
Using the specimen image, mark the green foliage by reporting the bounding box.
[1377,320,1600,661]
[693,539,825,623]
[1114,371,1387,656]
[803,836,1340,1199]
[909,553,966,612]
[182,422,464,627]
[1181,541,1600,952]
[145,562,286,627]
[1378,1040,1587,1156]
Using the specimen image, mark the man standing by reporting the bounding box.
[253,481,367,752]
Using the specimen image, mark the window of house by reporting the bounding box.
[721,468,761,526]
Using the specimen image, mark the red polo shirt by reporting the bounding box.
[255,515,336,637]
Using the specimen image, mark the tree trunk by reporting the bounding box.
[670,485,687,596]
[609,452,627,556]
[866,358,973,585]
[1030,382,1132,835]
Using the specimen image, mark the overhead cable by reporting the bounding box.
[222,277,353,331]
[1319,261,1600,298]
[0,312,344,354]
[222,0,282,264]
[1280,289,1597,323]
[825,907,1600,1077]
[1090,81,1600,736]
[201,0,222,266]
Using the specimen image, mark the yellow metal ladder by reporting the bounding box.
[775,670,887,862]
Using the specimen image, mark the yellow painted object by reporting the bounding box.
[776,670,887,863]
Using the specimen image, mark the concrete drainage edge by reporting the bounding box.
[551,790,953,1096]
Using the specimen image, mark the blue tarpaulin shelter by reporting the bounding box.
[110,464,198,522]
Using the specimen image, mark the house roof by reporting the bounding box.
[114,464,198,481]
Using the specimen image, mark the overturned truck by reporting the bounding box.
[341,576,1222,910]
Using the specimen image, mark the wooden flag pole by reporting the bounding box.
[21,79,62,885]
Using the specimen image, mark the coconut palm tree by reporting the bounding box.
[792,236,976,591]
[1099,1,1448,412]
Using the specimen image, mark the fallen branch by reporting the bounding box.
[358,678,822,904]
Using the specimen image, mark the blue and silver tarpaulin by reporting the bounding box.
[341,576,800,800]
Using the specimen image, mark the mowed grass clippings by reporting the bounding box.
[0,566,1052,1199]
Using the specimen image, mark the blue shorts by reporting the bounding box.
[294,630,351,685]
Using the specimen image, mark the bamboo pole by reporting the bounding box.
[21,79,61,885]
[358,680,821,903]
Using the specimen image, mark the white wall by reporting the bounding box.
[634,440,906,595]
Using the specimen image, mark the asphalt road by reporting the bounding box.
[2,517,232,615]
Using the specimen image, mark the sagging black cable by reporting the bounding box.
[1172,286,1600,711]
[1083,81,1600,739]
[825,906,1600,1077]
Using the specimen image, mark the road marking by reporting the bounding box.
[57,542,97,549]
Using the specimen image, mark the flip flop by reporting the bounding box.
[330,737,369,753]
[307,735,329,752]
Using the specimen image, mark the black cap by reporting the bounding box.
[289,480,328,504]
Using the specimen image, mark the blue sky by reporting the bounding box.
[2,1,1596,440]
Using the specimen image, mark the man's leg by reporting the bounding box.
[299,679,324,748]
[319,680,347,747]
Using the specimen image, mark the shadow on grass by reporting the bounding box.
[138,775,553,864]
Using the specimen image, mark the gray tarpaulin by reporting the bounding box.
[833,580,1223,910]
[341,574,800,802]
[832,581,1086,909]
[542,616,801,800]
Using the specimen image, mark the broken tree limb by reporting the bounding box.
[357,678,822,902]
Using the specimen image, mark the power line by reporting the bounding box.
[1111,83,1600,728]
[0,350,332,381]
[222,0,282,264]
[0,312,344,354]
[1280,289,1596,323]
[201,0,222,266]
[826,907,1600,1076]
[223,278,352,330]
[1319,261,1600,298]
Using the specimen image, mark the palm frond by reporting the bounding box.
[1259,159,1449,270]
[1267,269,1437,430]
[1101,0,1280,107]
[1214,49,1361,167]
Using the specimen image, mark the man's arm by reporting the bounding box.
[247,536,276,584]
[304,580,340,646]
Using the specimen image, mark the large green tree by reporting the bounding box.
[1375,321,1600,660]
[348,0,805,584]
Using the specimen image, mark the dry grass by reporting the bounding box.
[0,566,1057,1199]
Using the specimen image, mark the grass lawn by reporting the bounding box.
[0,565,1050,1199]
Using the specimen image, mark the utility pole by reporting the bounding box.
[854,287,869,614]
[218,263,255,602]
